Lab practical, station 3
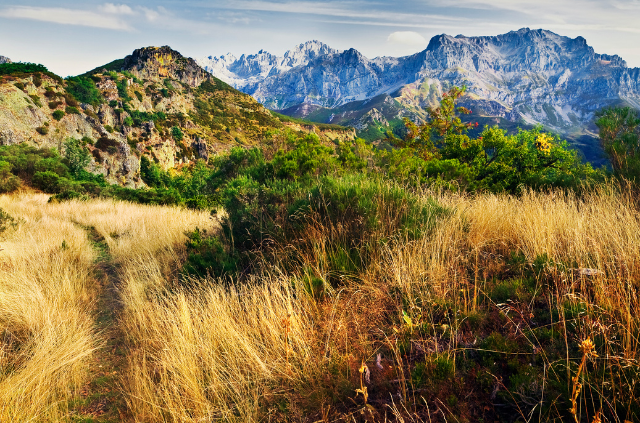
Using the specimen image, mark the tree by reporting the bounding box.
[595,106,640,179]
[63,138,90,177]
[390,85,600,193]
[394,86,476,159]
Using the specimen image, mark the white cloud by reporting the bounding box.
[212,1,469,24]
[0,6,132,30]
[387,31,427,45]
[99,3,136,15]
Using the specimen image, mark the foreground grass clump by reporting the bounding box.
[0,194,98,422]
[116,182,639,422]
[0,193,212,422]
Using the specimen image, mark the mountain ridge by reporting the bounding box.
[199,28,640,162]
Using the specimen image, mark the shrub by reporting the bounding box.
[36,126,49,135]
[63,138,91,177]
[0,161,21,193]
[104,125,114,133]
[32,171,73,193]
[13,82,25,91]
[65,106,80,115]
[95,137,119,151]
[52,110,65,121]
[182,228,238,278]
[65,76,103,106]
[48,101,62,109]
[64,95,78,107]
[171,126,183,142]
[595,106,640,181]
[29,95,42,108]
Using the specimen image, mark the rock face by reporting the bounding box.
[197,41,339,89]
[123,46,210,87]
[202,28,640,146]
[0,56,11,65]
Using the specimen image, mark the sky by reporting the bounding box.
[1,0,640,77]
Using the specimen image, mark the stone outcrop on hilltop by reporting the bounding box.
[0,56,11,64]
[123,46,211,87]
[201,29,640,143]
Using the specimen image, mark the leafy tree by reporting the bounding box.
[0,161,21,193]
[393,85,600,193]
[395,86,477,159]
[63,138,91,177]
[595,106,640,180]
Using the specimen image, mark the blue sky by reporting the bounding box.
[1,0,639,76]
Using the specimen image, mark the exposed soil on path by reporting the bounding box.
[72,225,130,423]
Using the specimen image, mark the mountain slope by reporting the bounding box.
[0,56,10,65]
[0,46,355,187]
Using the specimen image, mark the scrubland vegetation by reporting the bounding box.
[1,86,639,422]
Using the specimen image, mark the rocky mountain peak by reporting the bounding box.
[197,41,340,89]
[123,46,209,87]
[0,56,11,65]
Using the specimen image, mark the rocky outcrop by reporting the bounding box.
[123,46,210,87]
[0,56,11,65]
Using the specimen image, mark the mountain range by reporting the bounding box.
[198,28,640,163]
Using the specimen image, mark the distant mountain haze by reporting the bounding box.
[198,28,640,163]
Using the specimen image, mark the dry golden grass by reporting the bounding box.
[116,184,640,422]
[0,193,98,421]
[1,184,639,422]
[0,192,212,422]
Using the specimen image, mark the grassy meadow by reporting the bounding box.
[0,182,638,422]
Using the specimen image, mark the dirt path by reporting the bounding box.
[72,225,130,422]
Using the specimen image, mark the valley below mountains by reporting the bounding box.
[199,28,640,163]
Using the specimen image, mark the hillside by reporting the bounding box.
[200,28,640,163]
[0,47,355,186]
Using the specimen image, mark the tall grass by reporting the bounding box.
[0,194,97,421]
[2,182,639,422]
[116,182,640,422]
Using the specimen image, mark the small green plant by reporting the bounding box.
[29,95,42,108]
[171,126,183,142]
[104,125,114,133]
[65,106,80,115]
[36,126,49,135]
[13,82,25,91]
[52,110,65,121]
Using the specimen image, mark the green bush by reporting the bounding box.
[0,161,21,193]
[182,228,238,278]
[52,110,65,121]
[29,95,42,108]
[65,106,80,115]
[32,171,74,193]
[171,126,183,142]
[64,76,103,106]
